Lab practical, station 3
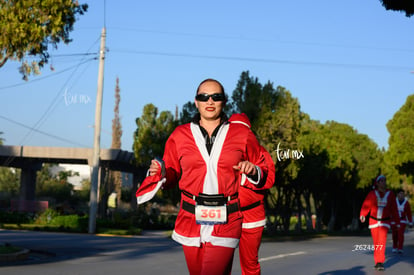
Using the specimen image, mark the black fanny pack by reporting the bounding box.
[182,190,238,206]
[182,200,239,215]
[196,193,226,206]
[181,190,239,215]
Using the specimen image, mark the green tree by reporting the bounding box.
[99,77,123,217]
[73,178,90,204]
[260,87,304,232]
[230,70,384,233]
[231,71,265,123]
[296,119,329,231]
[385,94,414,208]
[230,71,305,232]
[316,121,382,231]
[0,0,88,80]
[386,94,414,177]
[179,101,198,124]
[111,77,123,154]
[379,0,414,17]
[312,122,355,231]
[36,164,76,204]
[381,151,403,190]
[133,104,179,204]
[111,77,123,206]
[133,104,176,165]
[0,167,20,198]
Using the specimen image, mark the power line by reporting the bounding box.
[111,49,413,72]
[0,35,101,166]
[50,52,98,58]
[0,114,89,147]
[18,56,97,146]
[108,26,414,54]
[0,57,97,91]
[0,33,101,92]
[0,35,101,155]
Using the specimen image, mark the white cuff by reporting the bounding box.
[246,166,261,185]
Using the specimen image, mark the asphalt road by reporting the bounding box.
[1,228,413,274]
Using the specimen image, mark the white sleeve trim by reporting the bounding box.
[240,173,247,186]
[247,166,261,185]
[136,178,166,204]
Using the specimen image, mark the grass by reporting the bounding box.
[96,227,143,236]
[1,223,66,231]
[1,223,143,236]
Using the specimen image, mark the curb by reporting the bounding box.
[0,248,30,262]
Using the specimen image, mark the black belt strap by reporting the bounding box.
[240,200,261,212]
[370,216,390,221]
[182,190,197,200]
[182,200,239,215]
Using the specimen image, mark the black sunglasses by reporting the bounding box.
[195,93,225,102]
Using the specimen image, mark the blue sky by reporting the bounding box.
[1,0,413,154]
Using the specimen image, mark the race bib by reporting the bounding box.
[195,205,227,225]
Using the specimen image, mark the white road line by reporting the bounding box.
[259,251,307,262]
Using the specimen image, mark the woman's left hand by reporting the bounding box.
[233,161,257,176]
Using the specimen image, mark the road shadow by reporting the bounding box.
[384,243,414,269]
[318,265,365,275]
[0,229,181,266]
[316,242,414,275]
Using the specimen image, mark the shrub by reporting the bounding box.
[49,215,79,228]
[0,210,33,224]
[33,209,88,232]
[34,209,59,224]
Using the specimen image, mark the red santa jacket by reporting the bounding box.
[229,113,276,229]
[396,197,413,226]
[360,189,399,229]
[136,119,268,248]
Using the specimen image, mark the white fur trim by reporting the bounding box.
[209,235,240,248]
[246,166,261,185]
[190,122,230,244]
[369,223,390,229]
[136,178,166,204]
[172,230,201,247]
[240,173,247,186]
[242,219,266,229]
[171,230,240,248]
[230,120,250,128]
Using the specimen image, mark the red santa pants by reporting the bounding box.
[182,242,235,275]
[370,226,388,264]
[239,226,264,275]
[392,223,406,250]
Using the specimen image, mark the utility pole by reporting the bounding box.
[88,27,106,234]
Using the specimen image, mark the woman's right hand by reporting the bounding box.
[148,159,161,176]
